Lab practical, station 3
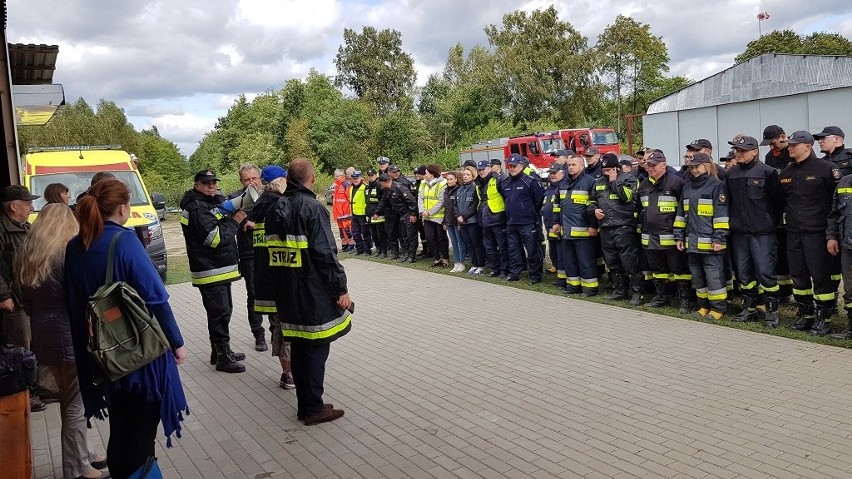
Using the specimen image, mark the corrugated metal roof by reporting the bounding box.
[647,54,852,114]
[8,43,58,85]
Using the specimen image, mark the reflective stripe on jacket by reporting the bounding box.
[179,188,241,287]
[673,174,729,253]
[637,171,685,250]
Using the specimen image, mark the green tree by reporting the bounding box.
[334,26,416,115]
[596,15,670,133]
[136,129,188,184]
[308,99,375,173]
[484,6,596,125]
[735,29,852,63]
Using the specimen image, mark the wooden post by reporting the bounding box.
[0,390,32,479]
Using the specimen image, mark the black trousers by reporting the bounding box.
[460,223,486,267]
[600,226,641,275]
[368,219,388,254]
[483,224,509,274]
[107,390,161,479]
[644,248,690,282]
[199,283,233,343]
[237,259,264,339]
[351,215,372,253]
[385,213,401,255]
[787,231,836,307]
[423,220,449,260]
[400,216,418,258]
[291,341,330,418]
[776,228,793,295]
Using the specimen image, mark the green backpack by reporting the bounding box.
[87,232,169,384]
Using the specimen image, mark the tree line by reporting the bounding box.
[16,5,852,205]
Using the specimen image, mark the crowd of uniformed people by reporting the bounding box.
[336,124,852,339]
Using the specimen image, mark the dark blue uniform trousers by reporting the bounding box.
[483,224,509,274]
[730,233,778,303]
[560,238,598,294]
[507,223,543,281]
[291,341,331,418]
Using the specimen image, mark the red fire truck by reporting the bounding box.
[557,128,621,157]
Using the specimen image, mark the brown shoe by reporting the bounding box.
[303,404,344,425]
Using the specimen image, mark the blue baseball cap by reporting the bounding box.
[506,153,524,166]
[477,160,489,169]
[261,165,287,182]
[351,170,362,179]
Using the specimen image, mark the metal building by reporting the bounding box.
[643,53,852,167]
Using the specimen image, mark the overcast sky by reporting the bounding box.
[8,0,852,157]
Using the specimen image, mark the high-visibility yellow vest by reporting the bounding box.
[480,176,505,213]
[422,178,446,220]
[349,184,367,215]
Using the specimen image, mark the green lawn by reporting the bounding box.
[164,254,192,285]
[343,251,852,349]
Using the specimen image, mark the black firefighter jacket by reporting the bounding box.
[591,172,639,229]
[180,188,241,287]
[264,181,351,344]
[637,171,685,250]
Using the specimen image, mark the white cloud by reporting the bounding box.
[6,0,852,159]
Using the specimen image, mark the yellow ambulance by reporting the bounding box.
[22,145,168,280]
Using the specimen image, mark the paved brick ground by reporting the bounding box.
[31,259,852,478]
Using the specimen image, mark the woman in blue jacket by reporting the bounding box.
[65,179,189,479]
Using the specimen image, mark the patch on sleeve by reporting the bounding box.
[833,168,842,179]
[717,193,727,204]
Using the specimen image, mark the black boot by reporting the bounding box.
[677,282,694,314]
[210,341,246,365]
[733,295,758,322]
[809,305,833,336]
[764,297,780,328]
[791,302,815,331]
[606,274,628,300]
[214,342,246,373]
[643,280,669,307]
[830,311,852,339]
[628,275,643,306]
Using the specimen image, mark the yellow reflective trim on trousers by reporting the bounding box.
[778,278,793,285]
[708,290,727,301]
[283,313,352,341]
[793,288,813,296]
[652,273,670,280]
[814,292,836,301]
[831,274,842,281]
[580,278,599,288]
[566,277,581,286]
[672,274,692,281]
[740,281,757,290]
[191,269,241,286]
[696,290,709,298]
[761,284,779,292]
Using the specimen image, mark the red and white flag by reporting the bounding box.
[757,11,771,21]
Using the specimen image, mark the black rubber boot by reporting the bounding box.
[809,305,833,336]
[830,311,852,339]
[733,295,758,323]
[763,297,780,328]
[643,280,669,307]
[606,274,628,300]
[214,342,246,373]
[210,341,246,365]
[628,275,643,306]
[677,282,694,314]
[791,302,815,331]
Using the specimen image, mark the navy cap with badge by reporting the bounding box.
[688,152,712,166]
[194,169,219,182]
[584,147,600,156]
[547,163,563,174]
[506,153,524,166]
[378,173,391,182]
[787,131,815,145]
[351,170,362,179]
[813,126,845,139]
[721,150,736,160]
[377,156,390,164]
[686,139,713,151]
[414,165,427,175]
[366,169,377,176]
[728,136,759,151]
[600,153,620,169]
[489,158,502,166]
[477,160,490,170]
[549,149,575,157]
[388,164,400,172]
[646,150,667,164]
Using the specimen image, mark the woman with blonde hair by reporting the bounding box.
[16,204,108,479]
[64,179,188,478]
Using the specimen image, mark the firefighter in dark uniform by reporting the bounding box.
[814,126,852,306]
[387,165,410,254]
[552,155,598,295]
[592,153,642,305]
[247,165,294,388]
[637,150,693,313]
[761,125,794,299]
[779,131,840,335]
[542,163,565,288]
[674,153,729,320]
[364,169,388,257]
[827,172,852,339]
[476,160,510,278]
[180,170,246,373]
[725,136,783,327]
[375,173,418,262]
[265,158,350,425]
